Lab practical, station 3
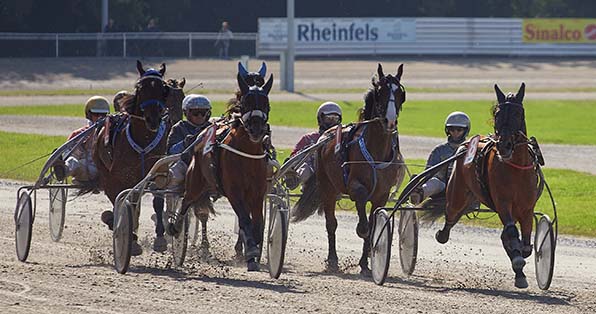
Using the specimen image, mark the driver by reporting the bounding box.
[166,94,213,188]
[53,96,110,184]
[411,111,471,204]
[285,101,342,188]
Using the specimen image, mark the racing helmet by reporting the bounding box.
[317,101,342,130]
[444,111,471,143]
[112,90,129,112]
[182,94,212,120]
[84,96,110,119]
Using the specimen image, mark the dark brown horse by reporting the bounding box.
[292,64,407,274]
[93,61,171,249]
[167,72,274,271]
[435,83,539,288]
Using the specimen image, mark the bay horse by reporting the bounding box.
[292,64,407,274]
[93,61,172,253]
[167,72,274,271]
[434,83,539,288]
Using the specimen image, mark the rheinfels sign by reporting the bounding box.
[523,19,596,43]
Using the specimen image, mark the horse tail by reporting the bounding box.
[291,175,322,223]
[418,205,445,225]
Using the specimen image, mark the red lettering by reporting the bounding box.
[524,24,535,40]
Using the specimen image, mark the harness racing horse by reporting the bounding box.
[167,72,274,271]
[94,61,172,253]
[435,83,539,288]
[292,64,407,274]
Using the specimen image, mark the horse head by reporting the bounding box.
[363,63,406,132]
[130,60,169,131]
[165,77,186,126]
[493,83,527,161]
[237,71,273,143]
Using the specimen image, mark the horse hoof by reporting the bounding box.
[515,276,529,289]
[360,267,372,277]
[356,223,369,239]
[166,223,179,237]
[326,259,339,272]
[153,236,167,253]
[512,256,526,272]
[131,241,143,256]
[435,230,449,244]
[247,259,260,272]
[101,210,114,231]
[245,246,260,260]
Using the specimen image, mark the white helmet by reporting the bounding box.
[84,96,110,119]
[182,94,211,111]
[317,101,342,125]
[444,111,471,142]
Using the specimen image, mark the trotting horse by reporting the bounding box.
[167,72,274,271]
[434,83,539,288]
[292,64,407,274]
[93,61,172,253]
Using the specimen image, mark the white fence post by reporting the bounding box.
[188,33,192,58]
[123,33,126,58]
[55,34,59,58]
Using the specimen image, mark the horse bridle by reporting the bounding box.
[239,87,270,126]
[494,101,527,147]
[372,76,405,121]
[135,75,169,112]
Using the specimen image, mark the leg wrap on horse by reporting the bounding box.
[501,223,522,258]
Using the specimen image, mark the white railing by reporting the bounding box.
[0,32,257,58]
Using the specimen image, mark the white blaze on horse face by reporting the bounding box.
[386,83,398,128]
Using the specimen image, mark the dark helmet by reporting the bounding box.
[317,101,342,131]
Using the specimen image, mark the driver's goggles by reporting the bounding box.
[322,114,341,124]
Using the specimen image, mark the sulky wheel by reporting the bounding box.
[267,197,289,279]
[15,190,34,262]
[113,197,133,274]
[534,214,555,290]
[48,186,67,242]
[371,209,393,285]
[171,197,189,268]
[398,208,419,275]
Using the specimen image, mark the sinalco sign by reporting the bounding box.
[523,19,596,43]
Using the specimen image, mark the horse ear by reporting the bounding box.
[258,62,267,77]
[516,82,525,103]
[237,73,249,95]
[377,63,385,79]
[396,64,404,80]
[263,74,274,95]
[159,63,166,77]
[136,60,145,76]
[494,84,506,104]
[238,62,249,78]
[180,77,186,88]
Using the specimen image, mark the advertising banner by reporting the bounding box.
[523,19,596,43]
[259,18,416,44]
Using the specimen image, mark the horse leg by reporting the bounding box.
[349,180,370,239]
[323,195,339,272]
[152,196,167,252]
[499,219,528,289]
[436,191,471,244]
[228,197,260,271]
[198,210,210,250]
[519,213,533,258]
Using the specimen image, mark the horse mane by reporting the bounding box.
[121,94,136,113]
[359,88,376,121]
[225,90,242,119]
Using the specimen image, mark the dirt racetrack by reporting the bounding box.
[1,57,596,313]
[1,179,595,314]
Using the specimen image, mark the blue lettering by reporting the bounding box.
[298,24,309,41]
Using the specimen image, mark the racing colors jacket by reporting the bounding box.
[166,120,210,155]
